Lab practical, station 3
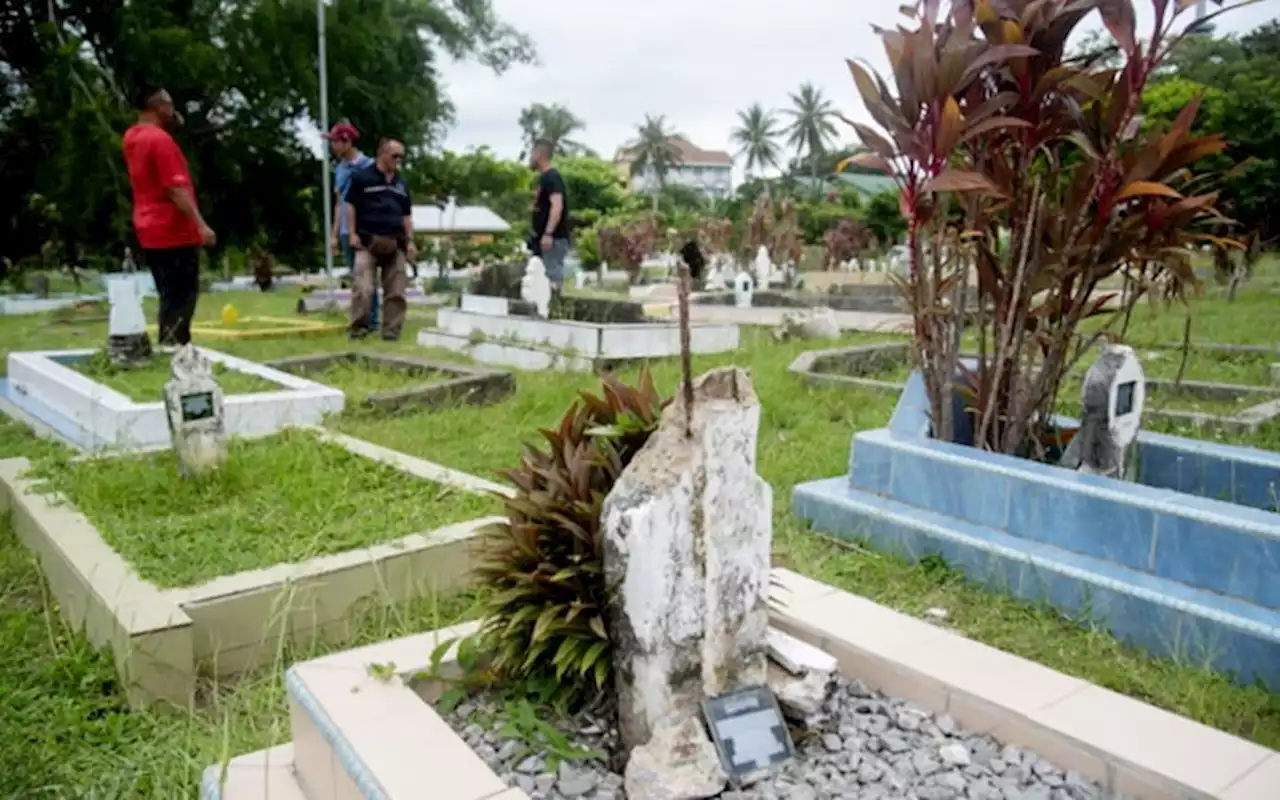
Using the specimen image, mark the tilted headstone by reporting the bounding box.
[603,367,773,798]
[163,345,227,476]
[106,274,152,367]
[733,271,755,309]
[1059,343,1145,479]
[520,255,551,317]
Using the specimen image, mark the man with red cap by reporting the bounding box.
[324,121,377,326]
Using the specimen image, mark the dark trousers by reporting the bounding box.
[144,246,200,346]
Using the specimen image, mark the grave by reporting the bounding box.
[793,350,1280,691]
[163,345,228,476]
[295,286,450,313]
[1,346,343,451]
[162,316,346,341]
[417,296,740,372]
[0,292,106,316]
[0,430,506,708]
[265,351,514,414]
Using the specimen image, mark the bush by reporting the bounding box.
[467,369,667,707]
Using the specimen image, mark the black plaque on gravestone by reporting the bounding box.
[1115,380,1136,416]
[702,685,796,785]
[179,391,215,422]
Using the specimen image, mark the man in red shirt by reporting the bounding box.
[121,85,216,346]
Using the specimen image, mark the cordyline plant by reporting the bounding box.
[823,218,876,270]
[464,369,668,707]
[846,0,1245,456]
[743,193,776,263]
[598,216,658,284]
[770,197,805,267]
[697,217,733,260]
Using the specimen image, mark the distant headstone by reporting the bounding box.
[702,686,796,786]
[733,271,754,309]
[106,275,152,367]
[520,255,551,317]
[772,307,841,342]
[754,246,771,290]
[574,268,586,290]
[163,345,227,476]
[1060,343,1145,478]
[32,274,50,299]
[122,247,137,273]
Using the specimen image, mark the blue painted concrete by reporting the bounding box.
[794,478,1280,690]
[0,378,97,451]
[795,369,1280,689]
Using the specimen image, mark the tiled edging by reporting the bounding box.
[0,434,510,709]
[210,570,1279,799]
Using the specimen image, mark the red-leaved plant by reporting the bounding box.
[846,0,1243,456]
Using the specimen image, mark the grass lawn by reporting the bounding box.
[71,348,281,401]
[26,429,497,587]
[303,357,448,407]
[0,273,1277,796]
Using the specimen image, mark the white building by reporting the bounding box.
[613,135,733,200]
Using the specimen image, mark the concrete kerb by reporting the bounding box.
[0,432,510,710]
[788,342,912,395]
[265,351,516,414]
[205,568,1280,800]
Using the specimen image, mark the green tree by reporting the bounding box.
[730,103,783,179]
[629,115,683,212]
[783,83,838,187]
[517,103,589,159]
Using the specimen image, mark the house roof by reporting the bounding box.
[794,173,900,197]
[614,135,733,167]
[411,202,511,234]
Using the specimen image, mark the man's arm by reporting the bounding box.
[343,170,363,245]
[155,138,214,244]
[401,182,416,258]
[545,193,564,237]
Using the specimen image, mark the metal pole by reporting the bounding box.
[318,0,333,280]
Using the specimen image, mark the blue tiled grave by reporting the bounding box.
[793,371,1280,689]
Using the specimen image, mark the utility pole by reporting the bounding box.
[317,0,333,280]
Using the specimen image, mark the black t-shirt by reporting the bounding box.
[344,165,412,240]
[532,168,570,241]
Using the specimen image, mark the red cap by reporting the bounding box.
[323,122,360,142]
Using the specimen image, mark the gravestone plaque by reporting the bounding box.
[163,345,227,476]
[702,685,795,785]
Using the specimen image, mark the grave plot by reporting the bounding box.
[266,351,514,414]
[794,345,1280,694]
[0,428,508,708]
[203,368,1276,800]
[1,347,344,450]
[417,295,740,372]
[295,287,451,313]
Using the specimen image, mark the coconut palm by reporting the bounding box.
[783,83,839,188]
[730,103,783,179]
[629,114,683,211]
[517,103,587,158]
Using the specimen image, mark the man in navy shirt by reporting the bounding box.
[325,122,378,327]
[342,137,416,340]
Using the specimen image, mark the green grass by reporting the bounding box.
[27,429,498,587]
[71,349,281,402]
[307,356,446,406]
[0,277,1277,796]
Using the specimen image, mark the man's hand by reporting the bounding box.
[349,233,362,251]
[540,234,553,254]
[198,223,217,247]
[406,242,419,263]
[330,235,340,256]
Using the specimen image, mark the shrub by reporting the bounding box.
[467,369,668,707]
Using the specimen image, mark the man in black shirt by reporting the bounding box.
[529,139,571,294]
[343,137,417,341]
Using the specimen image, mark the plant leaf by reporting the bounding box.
[1114,181,1182,201]
[926,169,1005,196]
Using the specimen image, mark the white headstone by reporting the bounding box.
[520,255,551,317]
[163,345,227,476]
[603,368,772,796]
[574,268,586,290]
[772,307,841,342]
[1060,343,1145,478]
[122,247,137,273]
[106,275,152,366]
[733,271,755,309]
[754,245,771,290]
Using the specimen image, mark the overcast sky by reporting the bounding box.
[303,1,1276,170]
[432,0,1275,167]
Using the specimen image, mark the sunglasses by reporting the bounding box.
[389,153,404,162]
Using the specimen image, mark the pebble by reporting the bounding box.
[438,678,1110,799]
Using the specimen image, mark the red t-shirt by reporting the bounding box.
[122,123,202,250]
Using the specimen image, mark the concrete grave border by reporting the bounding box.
[265,352,515,414]
[3,346,345,451]
[0,429,511,709]
[201,569,1279,800]
[790,343,1280,432]
[162,316,347,341]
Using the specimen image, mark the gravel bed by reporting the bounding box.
[441,677,1120,800]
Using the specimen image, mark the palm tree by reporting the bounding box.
[517,103,587,158]
[629,114,683,212]
[783,83,839,190]
[730,104,783,179]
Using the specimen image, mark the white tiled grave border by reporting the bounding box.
[0,429,512,709]
[206,569,1280,800]
[5,347,345,450]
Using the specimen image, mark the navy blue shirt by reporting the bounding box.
[343,164,412,240]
